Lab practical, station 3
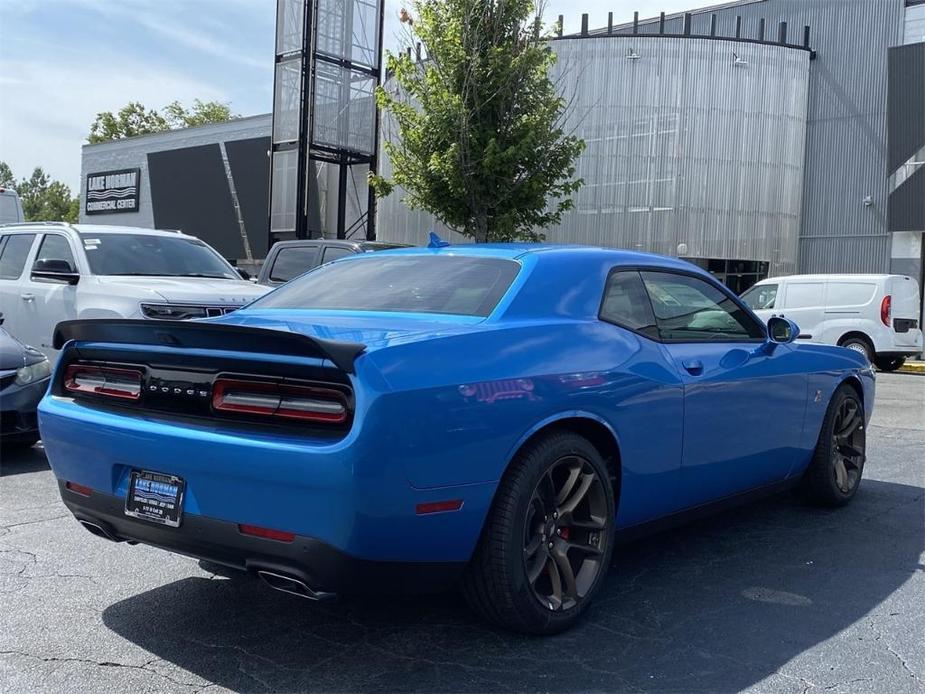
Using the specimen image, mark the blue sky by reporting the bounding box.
[0,0,698,192]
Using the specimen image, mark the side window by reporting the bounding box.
[321,246,354,264]
[783,282,824,309]
[741,283,778,310]
[0,234,36,280]
[269,246,319,283]
[640,271,765,342]
[35,234,77,271]
[599,270,658,339]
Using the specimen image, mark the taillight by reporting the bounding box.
[212,378,347,424]
[881,295,891,327]
[64,364,143,400]
[65,481,92,496]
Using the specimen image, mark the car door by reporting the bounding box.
[17,233,81,358]
[597,269,684,525]
[639,270,808,508]
[0,233,39,341]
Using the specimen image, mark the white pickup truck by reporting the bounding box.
[0,223,269,360]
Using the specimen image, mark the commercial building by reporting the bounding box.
[380,0,925,295]
[79,0,924,298]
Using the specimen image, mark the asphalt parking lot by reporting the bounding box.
[1,374,922,694]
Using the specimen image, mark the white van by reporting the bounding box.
[0,187,25,225]
[741,274,922,371]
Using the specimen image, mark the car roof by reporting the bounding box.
[371,242,698,268]
[0,222,194,239]
[754,274,900,284]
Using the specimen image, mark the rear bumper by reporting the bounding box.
[875,350,922,359]
[58,480,465,595]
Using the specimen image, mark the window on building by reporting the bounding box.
[0,234,36,280]
[688,258,770,294]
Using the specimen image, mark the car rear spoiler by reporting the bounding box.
[53,319,367,374]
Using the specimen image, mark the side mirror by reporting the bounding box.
[767,316,799,345]
[32,258,80,285]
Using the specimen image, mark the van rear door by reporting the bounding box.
[888,276,923,351]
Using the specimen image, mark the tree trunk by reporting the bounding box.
[474,210,489,243]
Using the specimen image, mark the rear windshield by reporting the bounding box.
[252,255,520,317]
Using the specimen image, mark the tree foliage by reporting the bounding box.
[88,99,237,143]
[372,0,584,242]
[0,161,15,188]
[1,163,79,223]
[0,161,79,223]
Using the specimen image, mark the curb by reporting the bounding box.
[897,362,925,375]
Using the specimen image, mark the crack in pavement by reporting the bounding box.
[0,649,203,690]
[0,514,70,531]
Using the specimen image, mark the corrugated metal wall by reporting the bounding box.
[377,0,906,276]
[378,37,811,275]
[602,0,906,273]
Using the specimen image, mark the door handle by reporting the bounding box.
[20,293,35,302]
[682,359,703,375]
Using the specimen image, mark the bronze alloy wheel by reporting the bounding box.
[522,455,609,611]
[831,396,865,494]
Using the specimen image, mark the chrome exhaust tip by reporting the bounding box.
[78,519,120,542]
[256,570,335,601]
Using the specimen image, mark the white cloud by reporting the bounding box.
[0,58,227,190]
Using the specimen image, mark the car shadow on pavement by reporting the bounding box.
[102,479,924,693]
[0,444,50,476]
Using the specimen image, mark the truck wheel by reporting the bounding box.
[873,356,905,372]
[462,431,615,634]
[799,385,866,507]
[839,336,873,362]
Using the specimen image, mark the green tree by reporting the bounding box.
[88,100,236,143]
[88,102,169,143]
[17,167,79,223]
[164,99,236,129]
[0,161,14,188]
[371,0,584,242]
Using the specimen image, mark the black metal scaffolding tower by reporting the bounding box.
[269,0,385,244]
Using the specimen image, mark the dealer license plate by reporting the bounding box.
[125,470,185,527]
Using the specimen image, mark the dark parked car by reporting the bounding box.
[256,239,410,286]
[0,313,51,447]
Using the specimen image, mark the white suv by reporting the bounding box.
[0,223,270,361]
[741,273,923,371]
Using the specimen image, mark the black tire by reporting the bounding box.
[461,430,615,634]
[799,385,866,507]
[873,356,905,372]
[838,335,873,362]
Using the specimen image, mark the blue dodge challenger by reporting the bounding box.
[38,245,874,634]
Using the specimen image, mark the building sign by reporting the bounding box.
[85,168,141,214]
